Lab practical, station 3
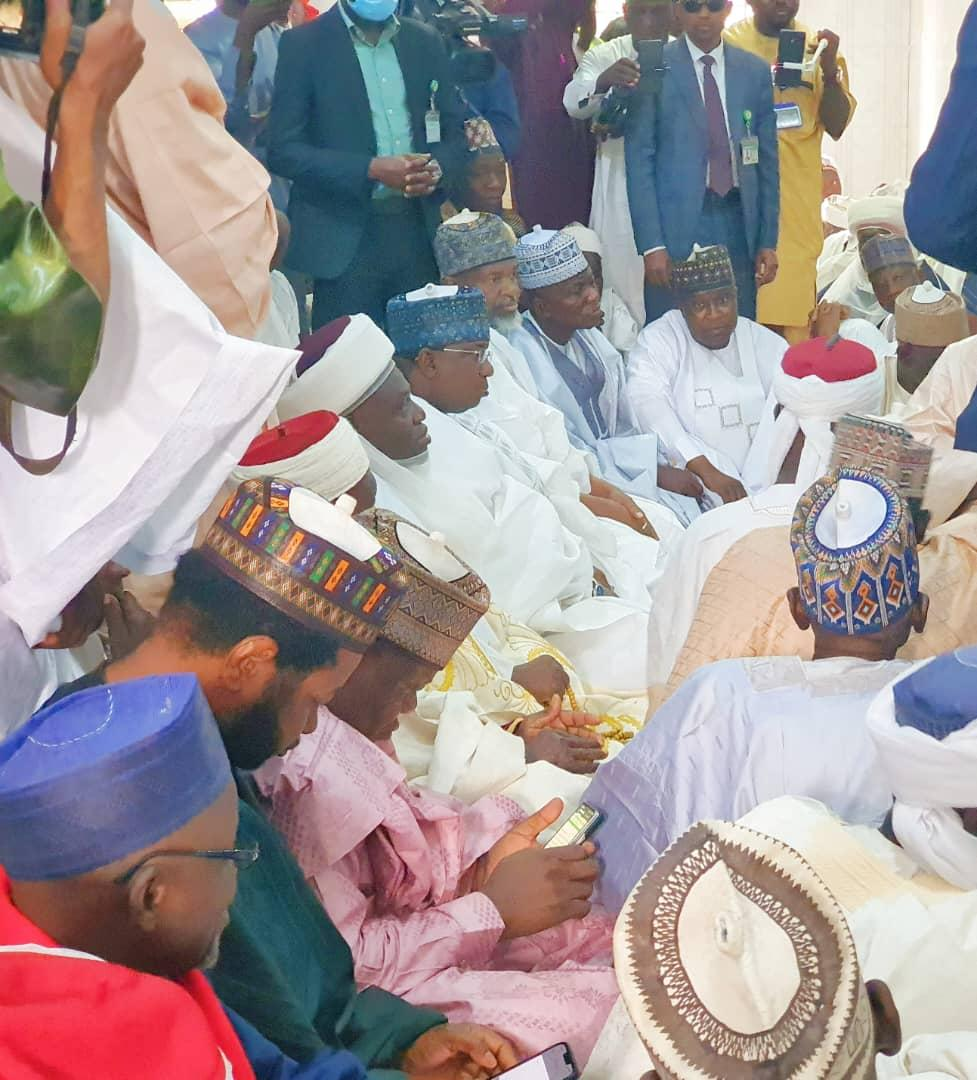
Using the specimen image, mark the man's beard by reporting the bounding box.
[220,693,281,771]
[491,312,523,335]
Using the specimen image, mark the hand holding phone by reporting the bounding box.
[495,1043,578,1080]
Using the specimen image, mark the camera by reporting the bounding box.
[0,0,104,57]
[406,0,526,86]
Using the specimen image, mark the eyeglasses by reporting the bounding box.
[441,345,490,364]
[113,845,260,885]
[682,0,726,13]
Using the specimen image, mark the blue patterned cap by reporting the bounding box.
[516,225,589,291]
[0,676,232,881]
[386,284,490,358]
[893,648,977,739]
[434,210,517,278]
[791,467,920,636]
[862,235,916,275]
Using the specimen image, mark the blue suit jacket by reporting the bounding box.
[624,37,779,261]
[268,8,467,282]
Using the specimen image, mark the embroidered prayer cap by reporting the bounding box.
[614,819,875,1080]
[357,507,490,668]
[861,235,916,276]
[847,196,906,237]
[891,646,977,740]
[562,222,603,258]
[670,244,736,297]
[434,210,518,278]
[790,467,920,637]
[386,284,491,358]
[894,282,969,348]
[465,116,501,154]
[233,411,370,503]
[515,224,589,291]
[0,675,232,881]
[202,478,406,651]
[278,313,395,422]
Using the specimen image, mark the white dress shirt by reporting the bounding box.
[684,37,730,130]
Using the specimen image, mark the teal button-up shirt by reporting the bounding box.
[339,2,414,199]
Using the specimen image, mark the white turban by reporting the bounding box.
[847,195,907,237]
[278,313,395,421]
[561,222,603,258]
[822,194,852,229]
[232,414,370,502]
[867,650,977,890]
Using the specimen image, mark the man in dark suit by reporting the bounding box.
[268,0,467,329]
[625,0,779,324]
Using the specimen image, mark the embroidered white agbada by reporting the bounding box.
[0,92,296,730]
[628,309,788,483]
[581,654,910,912]
[739,795,977,1075]
[506,315,700,524]
[563,35,645,326]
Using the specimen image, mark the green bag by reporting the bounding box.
[0,150,103,474]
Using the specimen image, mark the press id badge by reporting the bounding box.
[775,102,804,130]
[426,80,441,144]
[740,109,759,166]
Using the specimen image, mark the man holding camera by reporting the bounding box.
[727,0,854,344]
[268,0,467,329]
[563,0,677,326]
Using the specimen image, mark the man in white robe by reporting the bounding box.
[508,226,703,523]
[579,469,928,911]
[628,244,788,504]
[562,0,677,326]
[276,313,655,690]
[561,222,640,355]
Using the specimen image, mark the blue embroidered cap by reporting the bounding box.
[515,225,589,291]
[791,467,920,637]
[386,283,491,358]
[862,235,916,275]
[434,210,517,278]
[893,647,977,740]
[0,676,232,881]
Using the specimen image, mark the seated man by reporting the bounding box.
[860,235,932,341]
[737,647,977,1066]
[582,468,928,912]
[257,510,618,1064]
[584,820,904,1080]
[0,674,377,1078]
[628,245,788,504]
[507,226,704,520]
[276,312,656,691]
[46,480,513,1076]
[562,222,640,356]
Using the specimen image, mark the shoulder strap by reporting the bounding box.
[0,393,77,475]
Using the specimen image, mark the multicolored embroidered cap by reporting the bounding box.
[386,284,490,359]
[358,508,490,668]
[671,244,736,296]
[202,478,406,651]
[614,820,875,1079]
[434,210,518,278]
[791,467,920,637]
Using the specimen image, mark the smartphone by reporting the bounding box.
[544,803,603,849]
[496,1043,579,1080]
[636,38,666,95]
[0,0,105,58]
[775,28,807,89]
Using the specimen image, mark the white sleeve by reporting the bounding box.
[563,42,613,119]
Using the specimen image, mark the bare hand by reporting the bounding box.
[657,464,704,499]
[808,300,850,339]
[755,248,778,287]
[42,0,145,109]
[603,485,658,538]
[480,798,564,879]
[644,249,672,289]
[511,655,570,705]
[687,456,747,504]
[595,57,640,94]
[369,153,432,193]
[103,591,155,661]
[817,28,841,79]
[235,0,290,47]
[402,1023,519,1080]
[405,159,441,198]
[519,697,605,774]
[35,561,129,650]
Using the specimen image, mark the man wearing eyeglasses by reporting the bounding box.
[626,0,780,326]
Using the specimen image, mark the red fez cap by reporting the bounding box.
[239,411,340,466]
[296,316,352,378]
[781,336,877,383]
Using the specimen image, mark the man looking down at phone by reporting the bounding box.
[256,510,618,1066]
[727,0,855,345]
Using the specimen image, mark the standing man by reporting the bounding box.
[626,0,779,324]
[268,0,467,329]
[728,1,855,344]
[563,0,677,326]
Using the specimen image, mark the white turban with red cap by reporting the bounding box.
[742,335,886,494]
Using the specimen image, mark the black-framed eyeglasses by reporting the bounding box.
[682,0,726,13]
[113,845,260,885]
[441,345,490,364]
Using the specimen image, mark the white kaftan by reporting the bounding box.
[581,654,910,911]
[628,310,787,482]
[563,35,645,325]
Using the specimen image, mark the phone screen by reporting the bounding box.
[0,0,106,57]
[775,29,806,88]
[496,1044,578,1080]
